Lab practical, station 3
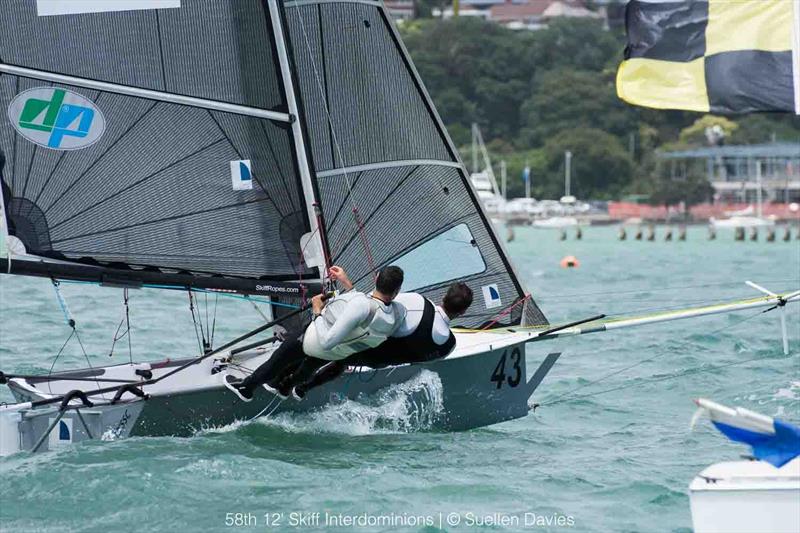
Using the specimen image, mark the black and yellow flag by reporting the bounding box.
[617,0,799,114]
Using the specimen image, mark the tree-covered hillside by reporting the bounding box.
[399,17,800,203]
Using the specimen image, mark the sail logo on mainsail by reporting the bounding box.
[7,88,105,150]
[482,284,503,309]
[230,159,253,191]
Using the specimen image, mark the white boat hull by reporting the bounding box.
[532,216,579,229]
[690,458,800,533]
[710,216,775,229]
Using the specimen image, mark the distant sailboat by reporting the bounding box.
[532,151,583,229]
[710,162,776,229]
[468,123,506,219]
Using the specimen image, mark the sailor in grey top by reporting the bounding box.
[292,282,474,400]
[224,265,405,402]
[302,289,403,361]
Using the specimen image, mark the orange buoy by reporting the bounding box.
[560,255,580,268]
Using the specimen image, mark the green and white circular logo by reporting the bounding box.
[7,87,105,150]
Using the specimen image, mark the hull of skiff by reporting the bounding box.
[5,342,560,452]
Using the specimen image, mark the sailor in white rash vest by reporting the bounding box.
[223,265,406,402]
[291,282,474,400]
[301,289,399,360]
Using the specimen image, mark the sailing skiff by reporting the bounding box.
[0,1,797,454]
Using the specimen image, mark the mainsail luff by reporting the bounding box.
[0,0,325,297]
[268,0,330,274]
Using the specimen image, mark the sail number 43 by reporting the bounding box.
[491,347,522,389]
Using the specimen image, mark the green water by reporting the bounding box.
[1,225,798,533]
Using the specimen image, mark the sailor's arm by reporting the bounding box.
[315,297,371,350]
[329,265,353,291]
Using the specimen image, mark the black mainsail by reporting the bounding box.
[0,0,546,326]
[0,0,322,297]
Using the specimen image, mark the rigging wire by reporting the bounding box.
[538,308,769,408]
[539,294,792,327]
[48,279,104,398]
[108,288,133,365]
[534,279,800,301]
[209,293,219,350]
[187,290,207,355]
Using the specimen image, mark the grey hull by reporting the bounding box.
[133,348,561,436]
[5,343,560,454]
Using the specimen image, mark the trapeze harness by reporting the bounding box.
[350,296,456,367]
[295,296,456,395]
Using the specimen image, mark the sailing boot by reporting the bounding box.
[291,384,307,401]
[263,379,290,400]
[223,375,253,402]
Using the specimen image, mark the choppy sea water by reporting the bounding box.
[1,225,798,533]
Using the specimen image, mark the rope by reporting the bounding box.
[51,279,74,328]
[533,354,776,411]
[481,294,531,330]
[538,308,768,408]
[353,207,377,275]
[249,396,283,422]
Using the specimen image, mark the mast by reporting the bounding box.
[0,171,6,262]
[474,123,501,196]
[564,150,572,198]
[756,160,763,220]
[471,123,478,174]
[500,160,507,200]
[267,0,328,276]
[792,0,800,115]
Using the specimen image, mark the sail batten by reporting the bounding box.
[317,159,461,178]
[0,64,294,123]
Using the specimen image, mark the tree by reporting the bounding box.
[678,115,739,146]
[400,18,536,140]
[647,174,713,208]
[527,17,622,73]
[540,128,634,199]
[519,68,637,146]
